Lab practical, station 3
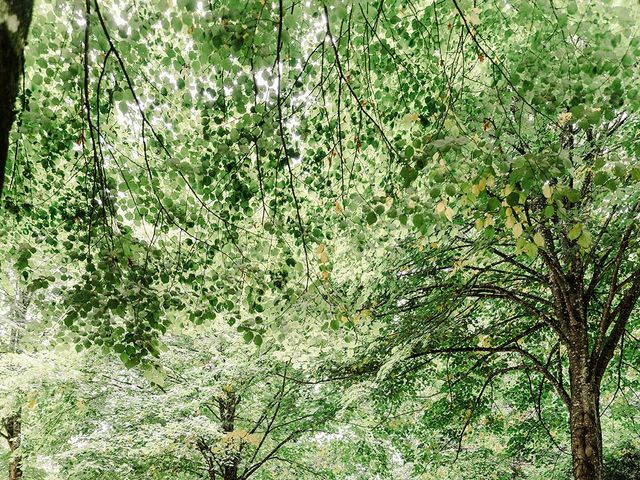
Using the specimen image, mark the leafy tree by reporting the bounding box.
[0,290,368,480]
[2,1,640,480]
[314,2,640,479]
[0,267,87,480]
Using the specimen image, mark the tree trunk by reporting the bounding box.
[223,464,238,480]
[4,414,22,480]
[0,0,35,200]
[219,391,239,480]
[569,352,603,480]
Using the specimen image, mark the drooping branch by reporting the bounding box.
[451,0,553,122]
[275,0,310,288]
[408,341,571,407]
[454,365,523,460]
[464,284,566,343]
[322,4,396,154]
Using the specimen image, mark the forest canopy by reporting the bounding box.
[1,0,640,479]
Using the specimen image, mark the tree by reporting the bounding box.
[0,268,85,480]
[59,328,343,480]
[2,1,640,479]
[313,3,640,479]
[0,267,32,480]
[0,0,34,199]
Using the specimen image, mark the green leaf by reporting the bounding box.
[568,223,582,240]
[577,232,591,249]
[524,242,538,257]
[404,145,414,158]
[400,166,418,184]
[506,192,520,206]
[566,189,581,203]
[593,171,608,186]
[366,211,378,225]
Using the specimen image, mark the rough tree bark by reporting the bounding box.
[219,390,240,480]
[568,350,603,480]
[561,269,640,480]
[3,414,22,480]
[0,0,34,200]
[543,220,640,480]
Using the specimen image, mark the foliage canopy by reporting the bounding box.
[1,0,640,479]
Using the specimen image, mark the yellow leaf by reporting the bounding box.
[557,111,573,126]
[445,207,454,221]
[512,223,523,238]
[315,243,325,254]
[335,201,343,214]
[484,214,495,227]
[505,216,516,229]
[319,251,329,264]
[467,7,481,25]
[533,232,545,247]
[402,113,419,124]
[321,270,330,282]
[27,398,37,410]
[542,183,552,199]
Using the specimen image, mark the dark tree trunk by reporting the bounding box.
[0,0,34,200]
[223,463,238,480]
[4,414,22,480]
[219,391,240,480]
[569,350,603,480]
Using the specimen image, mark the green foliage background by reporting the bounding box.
[1,0,640,478]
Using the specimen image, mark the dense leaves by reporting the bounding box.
[1,0,640,479]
